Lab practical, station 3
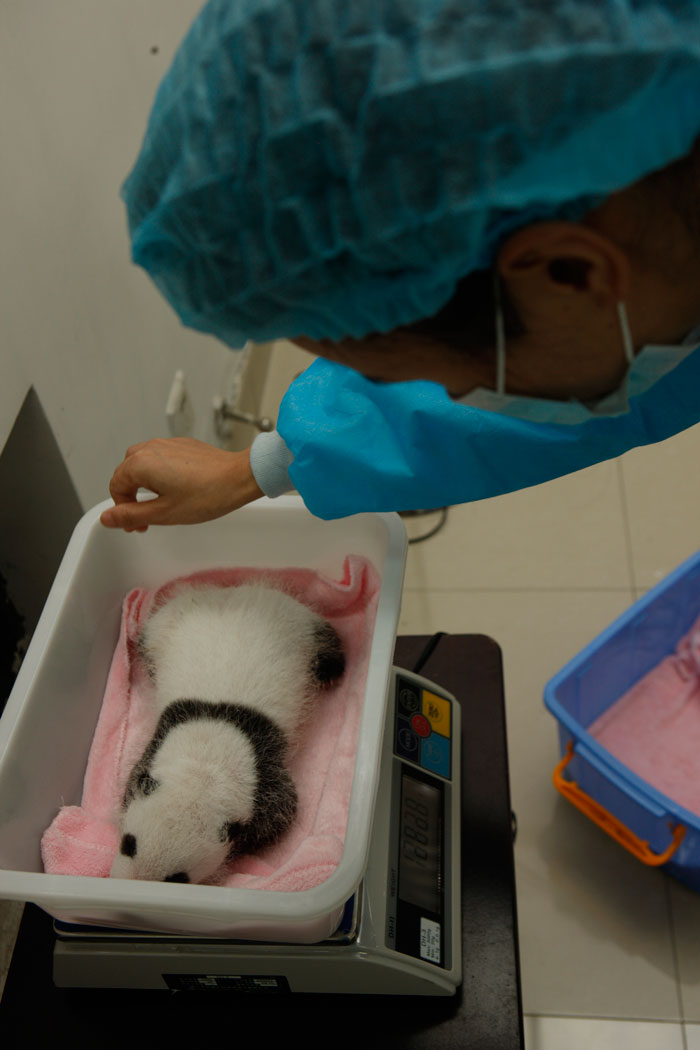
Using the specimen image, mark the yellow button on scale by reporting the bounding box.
[421,690,451,738]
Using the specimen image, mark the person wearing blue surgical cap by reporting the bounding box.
[101,0,700,532]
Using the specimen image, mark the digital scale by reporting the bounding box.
[52,666,462,997]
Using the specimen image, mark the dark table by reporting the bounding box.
[0,634,524,1048]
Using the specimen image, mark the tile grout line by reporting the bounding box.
[524,1013,691,1043]
[524,1010,685,1024]
[401,585,637,594]
[665,880,690,1050]
[616,459,639,594]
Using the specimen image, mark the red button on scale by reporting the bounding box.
[411,713,431,738]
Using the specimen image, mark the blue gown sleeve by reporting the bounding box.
[275,352,700,520]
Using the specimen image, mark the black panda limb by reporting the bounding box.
[116,700,298,883]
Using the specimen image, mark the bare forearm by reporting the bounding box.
[100,438,264,532]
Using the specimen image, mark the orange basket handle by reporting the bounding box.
[553,742,686,866]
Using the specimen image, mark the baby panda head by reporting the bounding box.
[109,700,297,884]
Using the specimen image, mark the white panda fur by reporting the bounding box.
[109,582,345,884]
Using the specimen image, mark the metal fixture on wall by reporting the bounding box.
[212,396,274,440]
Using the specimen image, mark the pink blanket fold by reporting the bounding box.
[588,612,700,817]
[41,556,380,890]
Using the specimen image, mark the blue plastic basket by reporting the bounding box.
[544,548,700,890]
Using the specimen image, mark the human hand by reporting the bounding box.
[100,438,264,532]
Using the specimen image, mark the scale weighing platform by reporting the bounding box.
[52,665,461,996]
[1,634,524,1049]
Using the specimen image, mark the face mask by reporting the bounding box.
[459,295,700,426]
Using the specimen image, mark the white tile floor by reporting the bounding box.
[261,343,700,1048]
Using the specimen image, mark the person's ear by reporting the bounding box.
[497,222,631,315]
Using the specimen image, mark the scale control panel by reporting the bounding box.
[394,674,453,779]
[378,668,460,977]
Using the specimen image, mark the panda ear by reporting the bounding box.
[137,772,160,797]
[219,820,246,844]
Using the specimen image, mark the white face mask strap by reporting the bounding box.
[617,301,635,365]
[494,274,506,395]
[493,289,633,399]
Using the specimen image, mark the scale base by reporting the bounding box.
[53,934,457,996]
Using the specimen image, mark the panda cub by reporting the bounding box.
[109,583,345,885]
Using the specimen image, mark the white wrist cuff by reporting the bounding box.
[249,430,295,498]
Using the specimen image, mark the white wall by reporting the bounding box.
[0,1,245,509]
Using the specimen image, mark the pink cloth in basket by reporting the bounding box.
[41,556,380,890]
[588,612,700,817]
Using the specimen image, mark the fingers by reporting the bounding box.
[107,455,142,507]
[100,499,159,532]
[102,447,162,530]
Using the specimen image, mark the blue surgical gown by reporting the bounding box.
[269,346,700,520]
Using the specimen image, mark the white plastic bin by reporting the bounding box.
[0,496,407,941]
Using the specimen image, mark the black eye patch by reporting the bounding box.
[120,833,137,858]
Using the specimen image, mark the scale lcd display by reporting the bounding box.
[399,773,442,915]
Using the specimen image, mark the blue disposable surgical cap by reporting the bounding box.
[123,0,700,348]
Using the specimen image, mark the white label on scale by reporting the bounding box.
[420,918,441,963]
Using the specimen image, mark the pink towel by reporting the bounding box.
[588,613,700,816]
[41,556,380,890]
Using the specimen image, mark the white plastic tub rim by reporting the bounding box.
[0,496,408,941]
